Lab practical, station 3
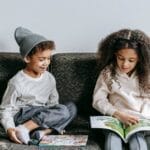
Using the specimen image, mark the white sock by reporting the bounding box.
[16,125,30,144]
[31,130,45,140]
[37,130,45,139]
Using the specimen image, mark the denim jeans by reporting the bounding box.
[14,102,77,133]
[104,131,147,150]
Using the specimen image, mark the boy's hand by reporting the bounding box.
[7,128,22,144]
[113,111,139,126]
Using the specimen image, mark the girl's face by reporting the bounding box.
[24,49,52,77]
[115,48,138,75]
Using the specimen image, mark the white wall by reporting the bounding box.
[0,0,150,53]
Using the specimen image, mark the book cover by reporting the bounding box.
[90,116,150,143]
[39,135,88,146]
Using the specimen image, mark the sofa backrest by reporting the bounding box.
[0,52,25,102]
[51,53,99,117]
[0,52,100,117]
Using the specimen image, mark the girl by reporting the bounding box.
[92,29,150,150]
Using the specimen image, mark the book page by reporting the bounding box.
[90,116,124,140]
[39,135,88,146]
[125,119,150,141]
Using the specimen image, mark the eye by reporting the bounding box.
[129,59,136,62]
[39,58,44,61]
[117,56,124,61]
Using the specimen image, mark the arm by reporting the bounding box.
[1,84,17,130]
[48,86,59,106]
[0,83,22,143]
[92,71,139,125]
[92,70,117,116]
[46,74,59,106]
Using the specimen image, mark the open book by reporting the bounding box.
[39,135,88,146]
[90,116,150,143]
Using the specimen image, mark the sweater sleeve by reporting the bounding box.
[92,70,117,116]
[46,74,59,106]
[0,84,18,131]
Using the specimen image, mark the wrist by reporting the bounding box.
[113,111,121,118]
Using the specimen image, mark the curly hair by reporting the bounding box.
[97,29,150,93]
[28,41,55,57]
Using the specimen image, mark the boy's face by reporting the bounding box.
[25,49,52,77]
[115,48,138,75]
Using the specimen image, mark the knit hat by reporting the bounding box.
[14,27,50,58]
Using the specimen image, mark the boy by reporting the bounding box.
[0,27,77,144]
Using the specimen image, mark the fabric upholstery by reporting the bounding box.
[0,52,102,150]
[0,52,149,150]
[0,53,25,102]
[51,53,100,117]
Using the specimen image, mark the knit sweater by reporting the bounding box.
[93,66,150,119]
[0,70,59,131]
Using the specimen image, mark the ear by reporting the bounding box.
[24,56,30,63]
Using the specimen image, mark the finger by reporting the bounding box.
[126,122,132,126]
[14,137,22,144]
[124,120,130,126]
[14,135,22,144]
[130,118,139,124]
[130,116,139,121]
[11,132,22,144]
[10,136,21,144]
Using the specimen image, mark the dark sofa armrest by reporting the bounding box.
[0,52,25,103]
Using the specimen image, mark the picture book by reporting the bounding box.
[39,135,88,146]
[90,116,150,143]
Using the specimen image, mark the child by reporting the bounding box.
[0,27,77,144]
[92,29,150,150]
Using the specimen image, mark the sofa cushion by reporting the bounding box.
[0,52,25,103]
[51,53,100,117]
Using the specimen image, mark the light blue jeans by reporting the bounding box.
[104,131,147,150]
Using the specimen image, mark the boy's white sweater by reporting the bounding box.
[0,70,59,131]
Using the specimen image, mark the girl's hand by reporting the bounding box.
[113,111,139,126]
[7,128,22,144]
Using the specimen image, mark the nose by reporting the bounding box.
[122,60,129,67]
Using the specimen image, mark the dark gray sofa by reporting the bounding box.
[0,52,149,150]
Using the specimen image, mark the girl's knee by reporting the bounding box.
[129,132,147,150]
[105,132,122,150]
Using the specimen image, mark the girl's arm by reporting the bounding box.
[92,71,117,116]
[92,73,139,126]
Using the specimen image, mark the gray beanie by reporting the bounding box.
[14,27,50,58]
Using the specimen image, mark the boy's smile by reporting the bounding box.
[24,49,52,78]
